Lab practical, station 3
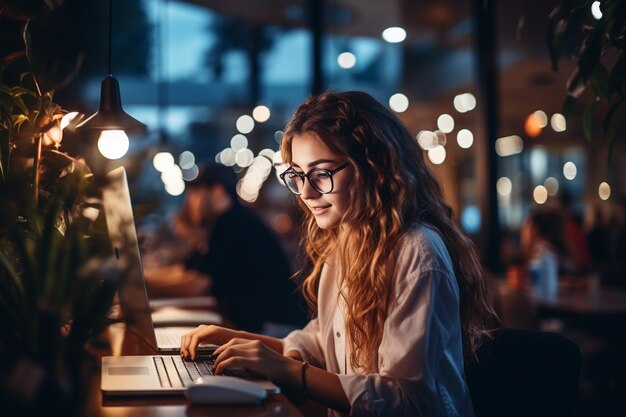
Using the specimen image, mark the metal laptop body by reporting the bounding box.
[100,167,279,396]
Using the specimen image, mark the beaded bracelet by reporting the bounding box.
[301,360,310,399]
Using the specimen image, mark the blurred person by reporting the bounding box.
[602,199,626,285]
[145,164,307,334]
[521,207,571,273]
[520,207,573,300]
[558,191,590,274]
[586,206,611,271]
[181,91,497,416]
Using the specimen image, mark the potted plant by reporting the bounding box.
[0,5,121,416]
[548,0,626,156]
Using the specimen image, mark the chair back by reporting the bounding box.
[465,328,581,417]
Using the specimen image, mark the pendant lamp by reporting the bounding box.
[77,0,145,160]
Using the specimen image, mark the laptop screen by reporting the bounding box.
[102,166,158,350]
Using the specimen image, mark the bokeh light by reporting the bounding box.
[337,52,356,69]
[252,105,271,123]
[544,177,559,196]
[461,205,481,234]
[236,115,255,134]
[182,164,199,181]
[389,93,409,113]
[563,161,577,180]
[551,113,566,132]
[179,150,195,169]
[599,182,611,200]
[427,145,446,164]
[497,177,512,196]
[235,148,254,167]
[495,135,523,157]
[453,93,476,113]
[153,151,175,172]
[437,114,454,133]
[533,110,548,128]
[231,134,248,151]
[457,129,474,149]
[382,27,406,43]
[416,130,438,150]
[219,148,236,166]
[533,185,548,204]
[591,1,602,20]
[524,113,543,137]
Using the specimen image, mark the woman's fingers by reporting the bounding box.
[181,325,213,360]
[211,337,251,357]
[213,356,248,375]
[211,339,280,377]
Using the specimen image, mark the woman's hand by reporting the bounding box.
[212,338,301,385]
[181,325,241,360]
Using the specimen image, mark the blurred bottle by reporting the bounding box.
[507,262,527,290]
[530,251,558,298]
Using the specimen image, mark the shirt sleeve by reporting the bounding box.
[282,318,326,369]
[337,267,462,417]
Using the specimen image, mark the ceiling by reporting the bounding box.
[181,0,581,140]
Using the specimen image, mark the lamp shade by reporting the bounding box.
[77,76,146,132]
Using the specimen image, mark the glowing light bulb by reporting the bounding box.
[98,130,129,160]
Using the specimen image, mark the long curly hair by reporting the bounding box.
[281,91,497,372]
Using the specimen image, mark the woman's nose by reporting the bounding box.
[300,178,321,199]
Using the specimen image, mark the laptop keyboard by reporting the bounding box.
[153,356,214,388]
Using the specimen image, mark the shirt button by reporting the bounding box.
[336,331,341,338]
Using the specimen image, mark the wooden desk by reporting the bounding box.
[82,323,306,417]
[531,282,626,317]
[493,276,626,317]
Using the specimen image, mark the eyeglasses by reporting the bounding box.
[279,163,349,195]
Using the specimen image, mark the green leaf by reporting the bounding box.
[582,99,598,144]
[602,97,626,134]
[607,118,625,165]
[0,51,26,72]
[11,95,29,116]
[590,64,610,99]
[9,86,37,98]
[0,93,16,112]
[0,129,9,181]
[0,248,25,297]
[547,6,566,72]
[562,96,576,119]
[577,25,604,83]
[566,68,586,98]
[0,208,38,308]
[608,0,626,45]
[608,53,626,96]
[604,97,626,160]
[39,201,62,299]
[12,114,28,126]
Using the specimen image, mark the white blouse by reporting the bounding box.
[282,224,475,417]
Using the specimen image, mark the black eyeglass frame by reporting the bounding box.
[279,162,350,195]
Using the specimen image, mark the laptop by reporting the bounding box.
[100,166,220,353]
[100,167,280,395]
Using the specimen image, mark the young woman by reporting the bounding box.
[181,91,497,416]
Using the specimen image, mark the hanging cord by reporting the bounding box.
[107,0,113,76]
[156,0,169,145]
